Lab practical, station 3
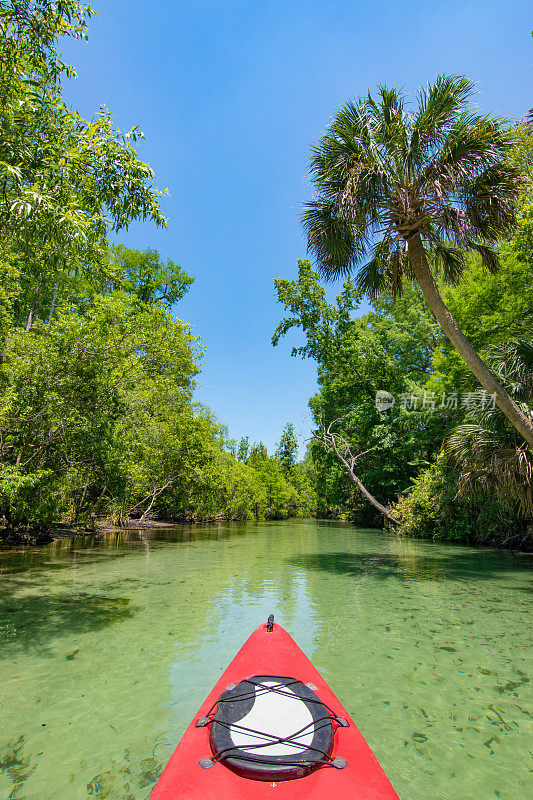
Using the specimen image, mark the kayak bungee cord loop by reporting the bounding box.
[196,677,348,775]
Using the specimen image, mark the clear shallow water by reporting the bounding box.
[0,519,531,800]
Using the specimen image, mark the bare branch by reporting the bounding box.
[312,418,399,524]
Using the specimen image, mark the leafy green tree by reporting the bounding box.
[274,260,448,522]
[237,436,250,463]
[287,458,317,517]
[248,442,268,467]
[302,75,533,446]
[254,458,298,519]
[275,423,298,475]
[199,455,265,521]
[0,293,199,526]
[0,1,166,332]
[107,246,193,309]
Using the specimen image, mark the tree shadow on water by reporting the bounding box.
[0,591,139,655]
[286,551,533,583]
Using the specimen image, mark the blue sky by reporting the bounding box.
[62,0,531,454]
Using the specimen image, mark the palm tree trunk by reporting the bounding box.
[407,233,533,448]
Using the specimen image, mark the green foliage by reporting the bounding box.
[107,246,193,309]
[274,239,533,544]
[0,0,166,335]
[156,428,266,523]
[248,442,268,468]
[236,437,250,463]
[197,456,264,521]
[427,252,533,395]
[273,259,363,363]
[0,278,317,528]
[286,461,317,518]
[301,75,533,449]
[0,465,56,525]
[253,458,296,519]
[275,423,298,475]
[0,251,20,338]
[275,116,533,535]
[444,339,533,518]
[0,292,199,523]
[274,259,450,521]
[0,4,230,535]
[393,463,527,548]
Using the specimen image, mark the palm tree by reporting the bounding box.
[302,75,533,447]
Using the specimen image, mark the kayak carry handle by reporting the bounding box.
[266,613,274,632]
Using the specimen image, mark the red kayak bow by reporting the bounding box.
[150,616,400,799]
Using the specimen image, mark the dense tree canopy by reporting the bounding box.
[274,233,532,544]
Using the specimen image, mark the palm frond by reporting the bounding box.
[411,75,476,165]
[301,200,368,280]
[462,162,520,239]
[430,240,466,283]
[467,242,500,273]
[444,338,533,515]
[484,339,533,402]
[303,74,523,288]
[445,420,533,515]
[355,239,408,297]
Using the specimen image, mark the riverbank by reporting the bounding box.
[2,514,532,554]
[0,519,207,548]
[0,514,314,548]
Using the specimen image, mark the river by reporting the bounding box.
[0,519,531,799]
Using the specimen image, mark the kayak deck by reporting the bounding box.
[150,619,400,799]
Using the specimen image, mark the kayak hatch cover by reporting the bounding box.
[149,615,400,799]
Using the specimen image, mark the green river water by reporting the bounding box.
[0,519,531,800]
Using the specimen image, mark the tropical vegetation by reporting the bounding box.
[0,3,531,550]
[272,75,533,548]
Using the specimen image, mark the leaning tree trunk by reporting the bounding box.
[407,233,533,448]
[314,427,399,524]
[343,463,399,524]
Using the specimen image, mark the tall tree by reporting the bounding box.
[237,436,250,463]
[302,75,533,447]
[275,423,298,475]
[248,442,268,467]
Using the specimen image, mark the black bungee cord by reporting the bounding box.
[196,677,348,771]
